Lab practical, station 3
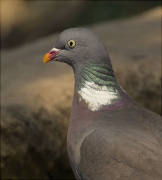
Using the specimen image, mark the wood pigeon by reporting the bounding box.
[43,28,162,180]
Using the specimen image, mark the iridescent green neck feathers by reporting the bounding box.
[75,60,122,111]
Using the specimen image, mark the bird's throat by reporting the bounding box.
[75,60,122,111]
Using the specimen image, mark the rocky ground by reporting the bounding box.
[1,7,161,179]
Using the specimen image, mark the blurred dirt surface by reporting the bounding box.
[1,7,161,179]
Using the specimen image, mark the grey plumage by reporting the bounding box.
[43,28,162,180]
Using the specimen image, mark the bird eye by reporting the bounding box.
[68,40,76,48]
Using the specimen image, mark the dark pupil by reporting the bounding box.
[70,41,73,46]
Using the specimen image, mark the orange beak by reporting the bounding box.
[43,53,51,63]
[43,48,61,63]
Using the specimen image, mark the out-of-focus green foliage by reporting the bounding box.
[73,1,161,26]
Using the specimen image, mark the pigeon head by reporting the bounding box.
[43,28,111,75]
[43,28,131,111]
[43,28,122,112]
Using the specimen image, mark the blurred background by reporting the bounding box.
[1,1,161,179]
[1,1,161,49]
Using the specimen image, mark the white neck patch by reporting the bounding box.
[78,81,119,111]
